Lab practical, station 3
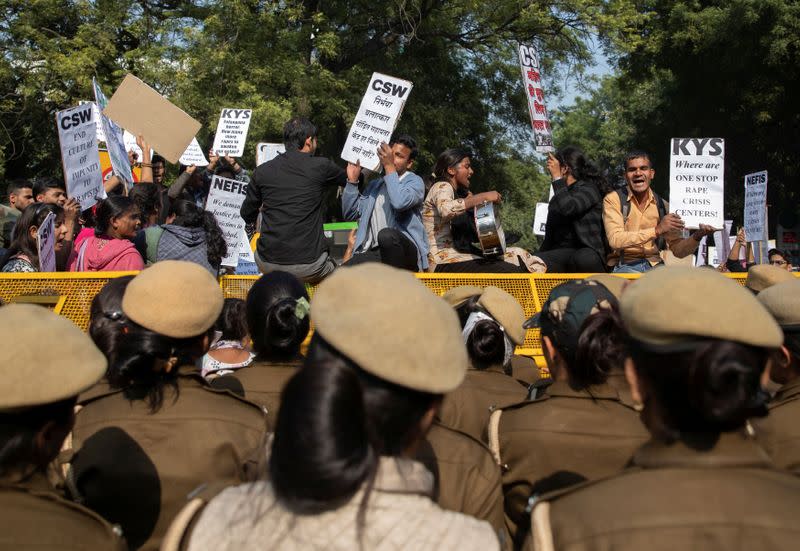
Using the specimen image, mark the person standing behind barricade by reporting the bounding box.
[130,182,162,230]
[537,147,609,273]
[438,287,530,443]
[67,261,268,551]
[69,196,144,272]
[32,177,81,269]
[603,150,714,273]
[342,134,427,271]
[0,305,125,550]
[210,271,310,419]
[138,200,226,275]
[0,203,68,272]
[240,117,360,283]
[488,280,648,547]
[423,148,545,273]
[754,280,800,472]
[0,179,34,248]
[525,267,800,551]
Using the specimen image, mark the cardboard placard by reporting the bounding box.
[256,142,286,166]
[533,202,549,236]
[743,170,768,243]
[668,138,725,229]
[518,43,554,153]
[212,109,252,157]
[206,175,249,267]
[93,79,134,185]
[102,74,201,164]
[179,137,209,166]
[56,104,105,210]
[341,72,413,171]
[36,212,57,272]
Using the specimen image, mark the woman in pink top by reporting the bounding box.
[70,195,144,272]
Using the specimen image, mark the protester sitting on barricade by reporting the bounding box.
[537,147,609,273]
[744,263,795,294]
[754,280,800,473]
[0,305,125,550]
[0,203,68,272]
[526,267,800,551]
[169,263,498,550]
[438,286,529,443]
[211,271,310,418]
[241,117,359,283]
[342,134,427,271]
[423,148,544,273]
[0,179,34,248]
[67,261,268,551]
[489,279,648,547]
[201,298,255,380]
[139,199,226,275]
[69,196,144,272]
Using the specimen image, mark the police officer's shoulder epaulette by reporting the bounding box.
[162,481,233,551]
[486,390,552,466]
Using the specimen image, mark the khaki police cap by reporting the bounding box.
[477,286,526,345]
[757,279,800,329]
[0,304,106,409]
[122,260,224,338]
[620,266,782,348]
[586,273,628,300]
[312,263,467,393]
[441,285,483,308]
[746,264,795,293]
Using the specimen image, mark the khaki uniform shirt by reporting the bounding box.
[526,431,800,551]
[70,368,268,551]
[438,365,529,443]
[416,422,510,549]
[510,355,541,387]
[603,186,699,266]
[754,377,800,473]
[491,380,648,545]
[0,473,125,550]
[224,358,300,419]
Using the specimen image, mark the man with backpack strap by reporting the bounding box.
[603,150,715,273]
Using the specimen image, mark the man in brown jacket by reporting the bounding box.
[0,305,124,550]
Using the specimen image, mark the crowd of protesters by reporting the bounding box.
[1,116,799,550]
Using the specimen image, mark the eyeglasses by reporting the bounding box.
[770,259,788,266]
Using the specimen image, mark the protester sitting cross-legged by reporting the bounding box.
[170,263,501,551]
[67,261,269,551]
[0,305,126,549]
[139,199,226,275]
[526,267,800,551]
[489,279,649,547]
[438,286,530,443]
[423,148,544,273]
[210,271,310,418]
[342,134,427,271]
[0,203,68,272]
[201,298,255,380]
[69,196,144,272]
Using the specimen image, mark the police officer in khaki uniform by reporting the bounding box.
[438,286,530,443]
[0,304,124,550]
[68,261,268,551]
[745,263,795,293]
[527,267,800,551]
[755,279,800,472]
[489,280,647,547]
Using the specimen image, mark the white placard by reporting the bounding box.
[212,108,252,157]
[122,131,153,164]
[341,72,413,171]
[238,228,255,263]
[533,202,549,236]
[56,104,105,210]
[93,79,134,185]
[36,212,57,272]
[668,138,725,229]
[206,175,249,267]
[743,170,768,243]
[518,44,554,153]
[79,101,106,143]
[713,219,733,264]
[179,137,209,166]
[256,142,286,166]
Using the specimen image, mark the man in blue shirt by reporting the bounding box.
[342,134,427,271]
